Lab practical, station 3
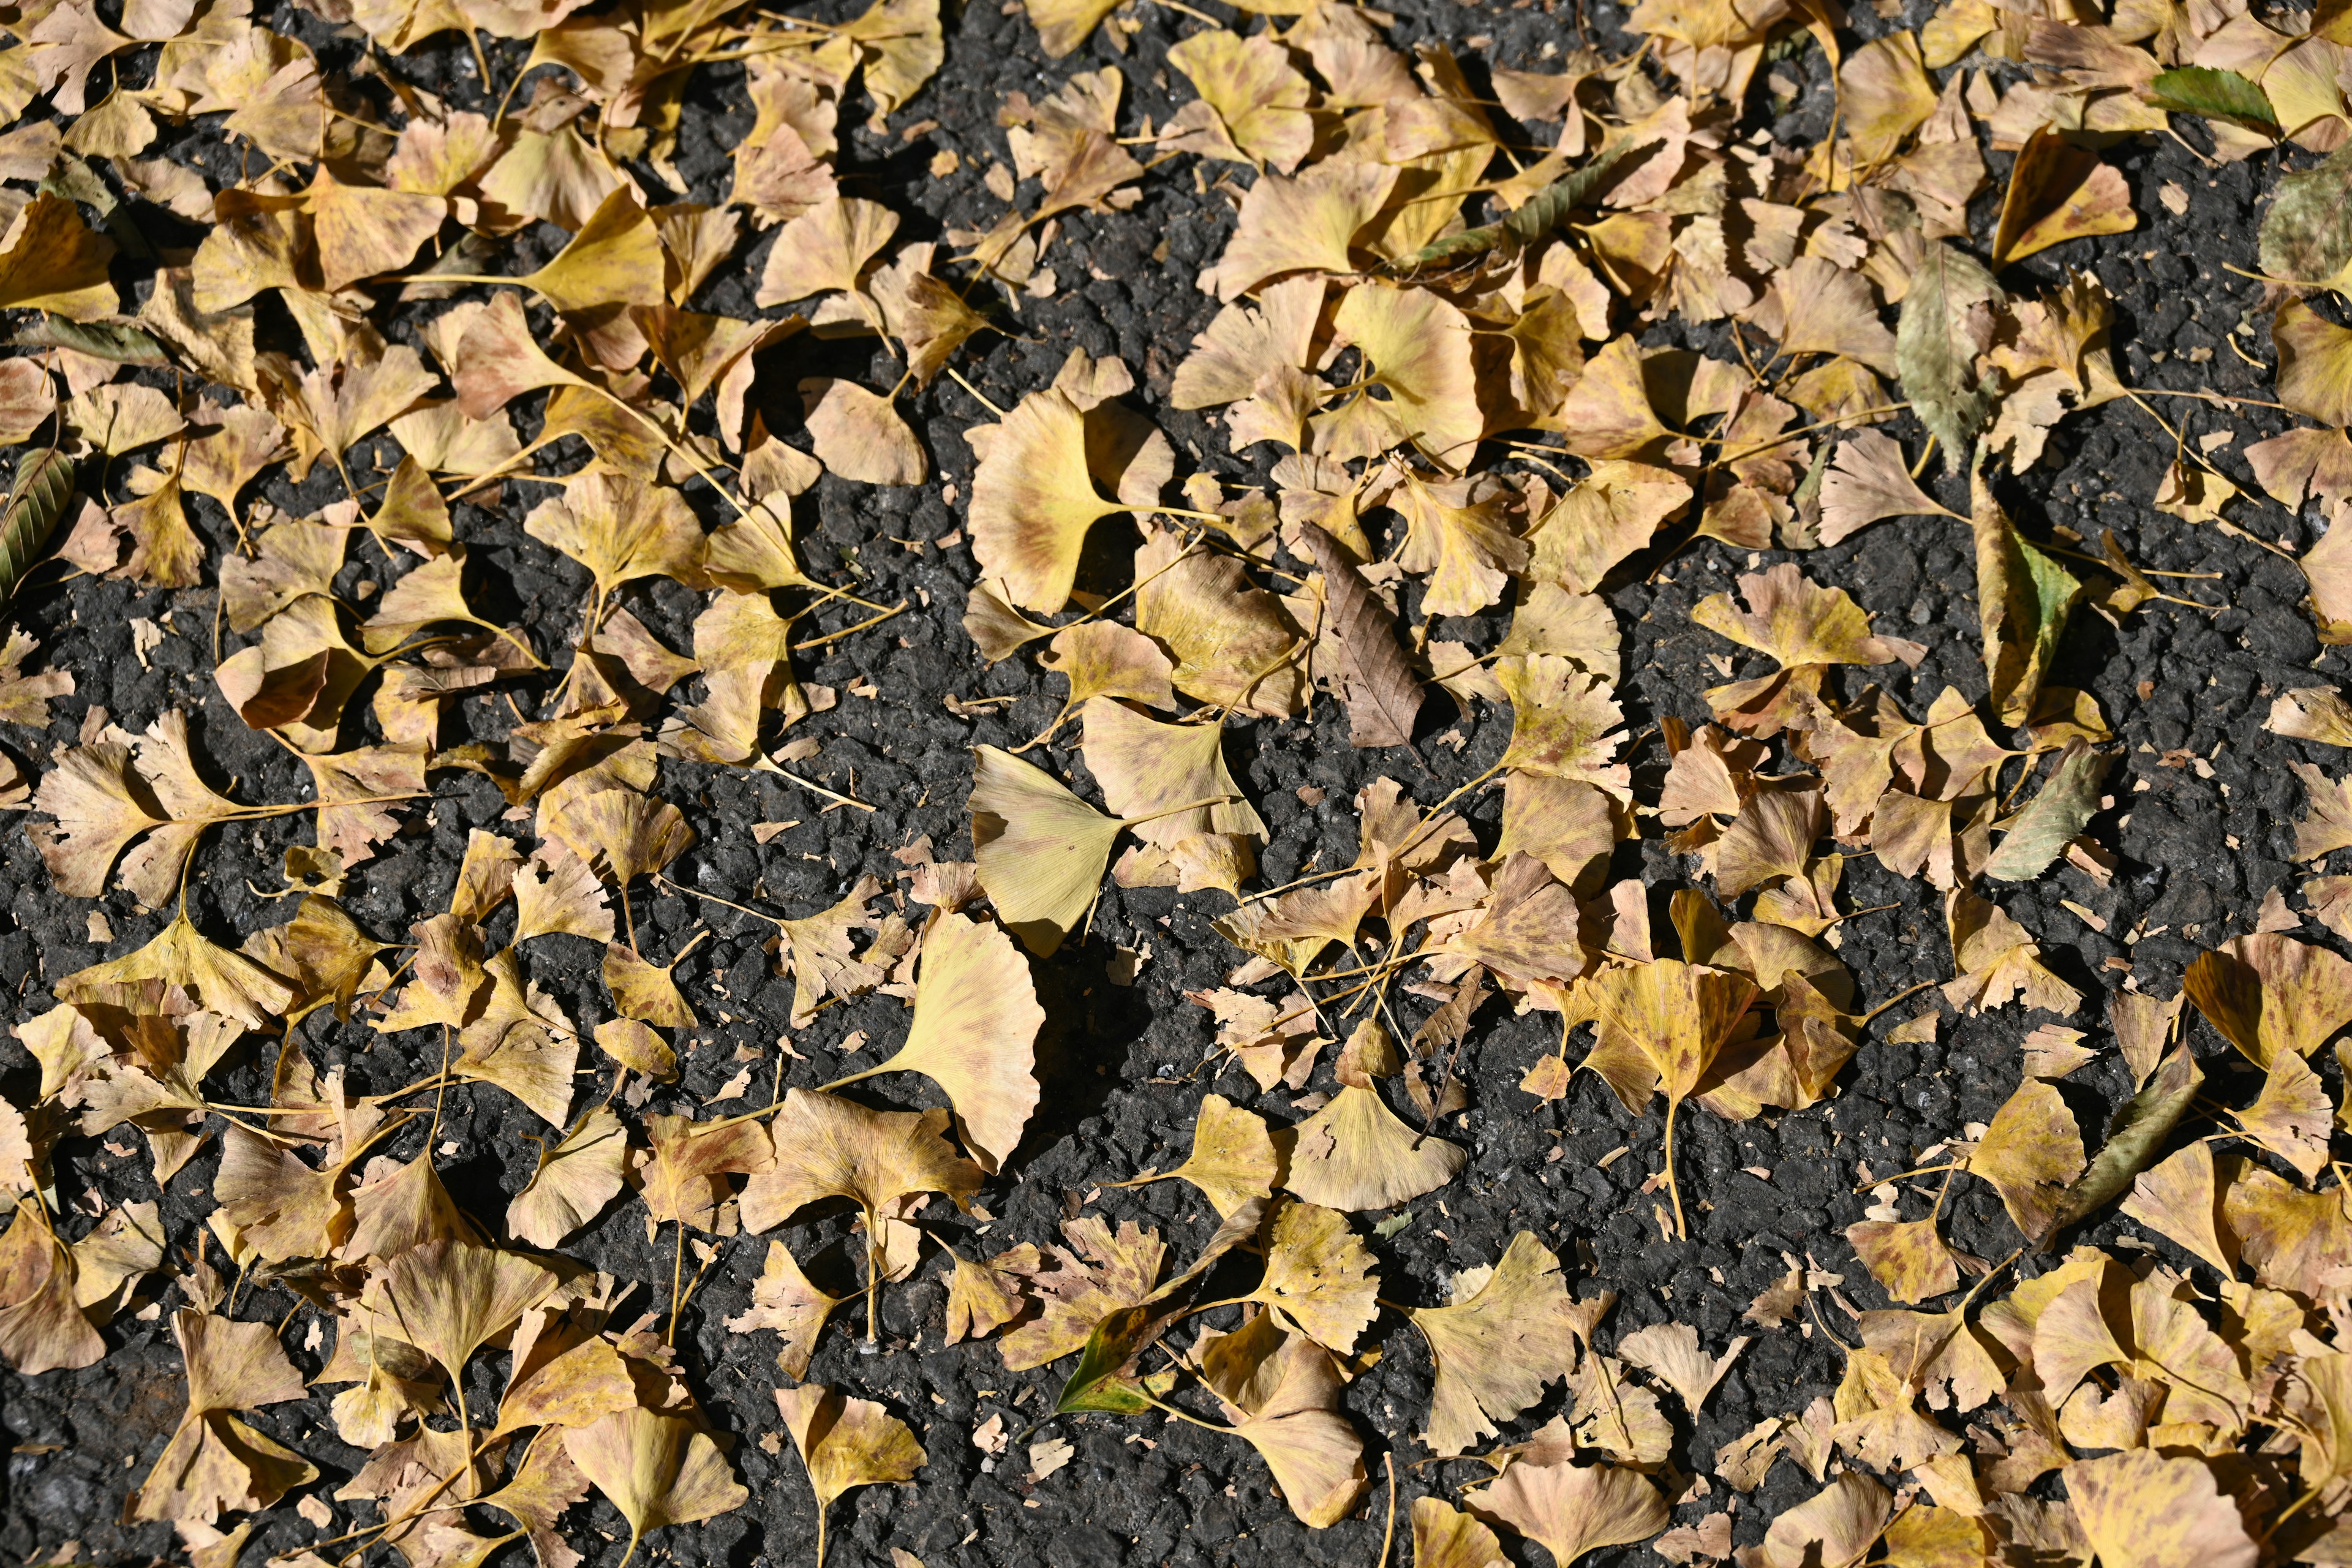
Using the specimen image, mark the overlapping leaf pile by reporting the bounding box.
[7,0,2352,1559]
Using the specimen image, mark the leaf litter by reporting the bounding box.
[0,0,2348,1561]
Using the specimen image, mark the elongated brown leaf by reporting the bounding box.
[0,448,74,609]
[1296,521,1422,749]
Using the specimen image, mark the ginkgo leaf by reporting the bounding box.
[128,1310,317,1525]
[1200,160,1398,301]
[1246,1199,1378,1354]
[567,1407,750,1562]
[1113,1092,1281,1216]
[1972,1077,2086,1240]
[1000,1215,1168,1370]
[968,386,1137,612]
[306,167,446,293]
[1079,698,1261,850]
[1817,429,1959,545]
[507,1104,630,1248]
[2065,1451,2256,1568]
[1943,889,2082,1016]
[1469,1458,1668,1568]
[374,1238,558,1394]
[0,194,117,320]
[526,472,707,598]
[725,1237,848,1379]
[823,908,1043,1172]
[1409,1231,1580,1455]
[638,1111,773,1232]
[1992,127,2136,269]
[453,291,591,420]
[605,941,699,1030]
[2184,932,2352,1069]
[0,1197,104,1372]
[1212,1324,1369,1528]
[775,1382,925,1566]
[969,745,1127,957]
[1496,655,1630,796]
[1414,1498,1510,1568]
[1333,284,1485,469]
[756,196,900,305]
[56,911,296,1031]
[1283,1083,1465,1211]
[801,379,927,486]
[1694,564,1926,673]
[1845,1217,1960,1304]
[1617,1321,1749,1414]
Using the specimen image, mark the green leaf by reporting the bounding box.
[1054,1305,1156,1414]
[1972,472,2082,728]
[2030,1044,2202,1246]
[2149,66,2278,127]
[1896,243,1999,478]
[2259,146,2352,287]
[1403,140,1635,271]
[1983,740,2113,881]
[15,313,168,366]
[0,448,77,611]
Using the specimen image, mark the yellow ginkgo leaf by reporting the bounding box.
[567,1406,750,1566]
[968,386,1144,612]
[507,1104,631,1248]
[823,908,1044,1172]
[305,167,446,293]
[725,1237,848,1379]
[969,744,1128,956]
[1111,1091,1281,1216]
[1409,1232,1581,1455]
[1283,1082,1464,1212]
[756,195,901,305]
[1991,127,2136,269]
[524,472,708,598]
[374,1238,558,1407]
[775,1382,925,1567]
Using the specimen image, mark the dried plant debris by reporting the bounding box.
[0,0,2345,1558]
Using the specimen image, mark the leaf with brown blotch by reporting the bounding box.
[0,1196,105,1373]
[1406,1231,1580,1455]
[507,1104,631,1249]
[1112,1092,1281,1217]
[526,472,707,598]
[1582,960,1758,1234]
[1468,1457,1668,1567]
[1284,1082,1465,1211]
[969,745,1128,957]
[1133,526,1306,717]
[997,1215,1167,1370]
[452,292,592,420]
[1241,1199,1379,1355]
[127,1310,317,1526]
[739,1091,982,1333]
[1293,521,1425,749]
[55,910,297,1031]
[774,1383,924,1566]
[1496,655,1630,797]
[1164,28,1315,172]
[566,1407,750,1564]
[1616,1322,1749,1414]
[822,908,1043,1172]
[1991,127,2136,269]
[1694,564,1927,676]
[1034,621,1175,739]
[1942,888,2082,1016]
[2064,1451,2255,1568]
[1971,1077,2086,1240]
[801,379,927,486]
[1817,430,1960,545]
[1844,1217,1960,1305]
[1714,788,1823,900]
[775,876,887,1028]
[638,1111,774,1233]
[725,1237,848,1379]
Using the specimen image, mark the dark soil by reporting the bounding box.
[0,0,2324,1564]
